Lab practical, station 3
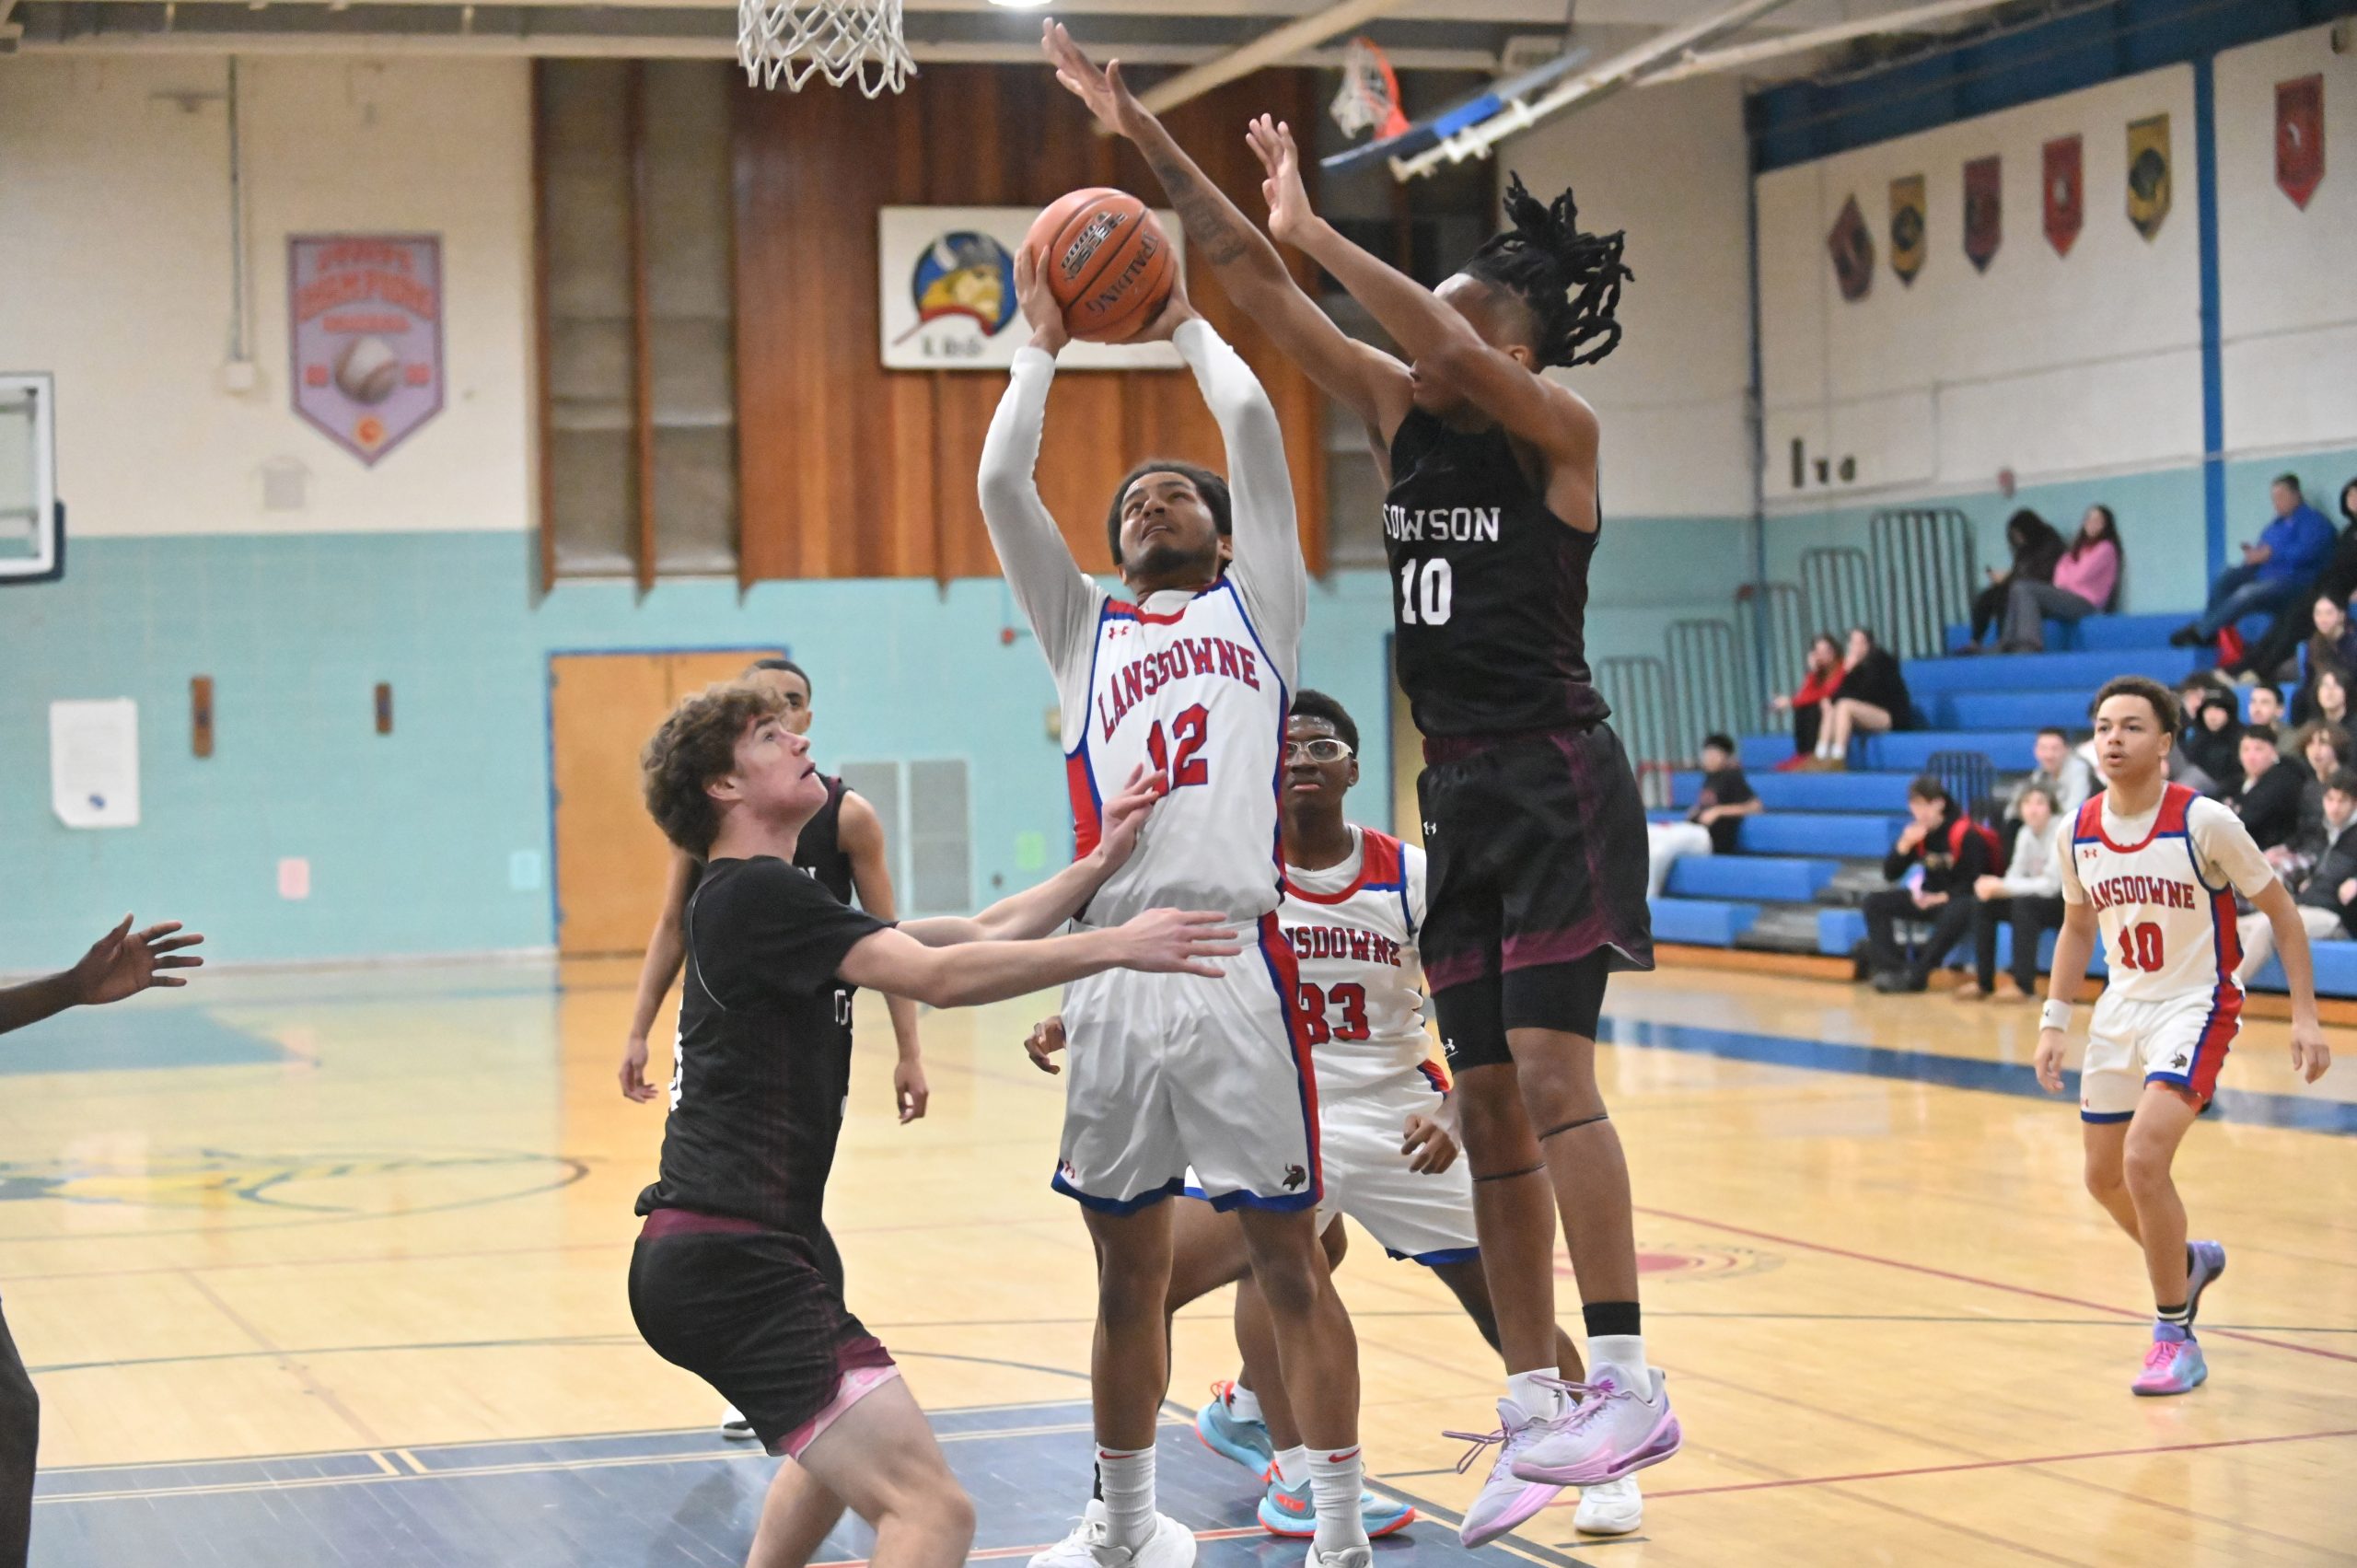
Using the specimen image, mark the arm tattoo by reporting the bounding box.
[1142,144,1251,266]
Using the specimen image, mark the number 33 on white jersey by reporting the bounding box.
[1067,584,1288,924]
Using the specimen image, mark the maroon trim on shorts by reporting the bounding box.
[638,1207,771,1241]
[1501,912,1625,973]
[1422,723,1595,765]
[1423,949,1498,994]
[772,1334,900,1457]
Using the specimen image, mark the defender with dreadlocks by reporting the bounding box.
[1041,22,1670,1549]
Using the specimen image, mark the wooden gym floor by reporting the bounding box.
[2,958,2351,1566]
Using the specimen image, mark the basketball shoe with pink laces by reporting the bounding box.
[1447,1397,1567,1548]
[1508,1367,1681,1487]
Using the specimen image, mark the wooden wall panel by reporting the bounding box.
[733,64,1328,586]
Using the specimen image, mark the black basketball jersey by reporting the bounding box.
[1383,407,1608,738]
[635,855,888,1231]
[797,775,856,905]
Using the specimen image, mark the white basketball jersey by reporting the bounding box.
[1067,582,1286,923]
[1280,829,1446,1097]
[2067,784,2241,1006]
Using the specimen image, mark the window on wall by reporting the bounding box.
[836,760,974,917]
[535,61,739,587]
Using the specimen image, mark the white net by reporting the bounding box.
[738,0,915,98]
[1329,36,1405,139]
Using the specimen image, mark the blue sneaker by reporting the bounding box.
[1257,1472,1415,1539]
[2132,1329,2208,1396]
[2185,1241,2226,1326]
[1195,1381,1272,1475]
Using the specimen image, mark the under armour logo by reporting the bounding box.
[1423,821,1439,837]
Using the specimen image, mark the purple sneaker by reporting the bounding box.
[1447,1398,1567,1548]
[1508,1367,1681,1488]
[2185,1241,2226,1326]
[2131,1330,2208,1396]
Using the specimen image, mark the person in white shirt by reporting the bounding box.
[1958,783,2067,1000]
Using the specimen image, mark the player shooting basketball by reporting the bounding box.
[1044,22,1672,1547]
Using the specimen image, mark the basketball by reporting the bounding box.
[1023,187,1175,343]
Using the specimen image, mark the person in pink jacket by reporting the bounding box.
[2000,505,2122,651]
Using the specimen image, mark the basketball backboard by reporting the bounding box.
[0,373,61,584]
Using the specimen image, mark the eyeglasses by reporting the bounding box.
[1283,738,1354,762]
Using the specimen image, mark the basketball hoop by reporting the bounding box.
[1330,37,1408,140]
[737,0,916,98]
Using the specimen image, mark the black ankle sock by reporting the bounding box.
[1583,1301,1642,1339]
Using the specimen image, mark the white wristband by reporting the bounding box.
[2039,999,2073,1033]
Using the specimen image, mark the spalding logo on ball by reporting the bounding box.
[1024,188,1175,344]
[333,336,404,406]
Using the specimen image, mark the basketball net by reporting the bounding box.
[1330,36,1408,140]
[737,0,916,98]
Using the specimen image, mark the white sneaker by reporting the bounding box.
[718,1405,756,1441]
[1305,1546,1373,1568]
[1510,1365,1680,1487]
[1573,1476,1643,1536]
[1448,1396,1568,1548]
[1028,1500,1197,1568]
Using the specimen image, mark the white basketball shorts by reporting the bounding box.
[2080,986,2239,1120]
[1054,912,1319,1213]
[1314,1068,1481,1265]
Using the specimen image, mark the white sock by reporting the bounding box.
[1306,1446,1368,1551]
[1096,1446,1155,1549]
[1273,1443,1309,1488]
[1586,1334,1651,1392]
[1225,1381,1263,1424]
[1505,1367,1565,1420]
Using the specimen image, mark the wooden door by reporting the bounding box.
[550,649,780,955]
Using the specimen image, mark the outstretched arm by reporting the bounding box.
[900,768,1167,947]
[1243,119,1599,524]
[0,917,205,1037]
[1042,22,1412,447]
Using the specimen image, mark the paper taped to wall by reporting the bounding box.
[50,699,141,829]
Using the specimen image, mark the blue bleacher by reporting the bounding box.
[1651,898,1759,946]
[1671,770,1914,812]
[1860,729,2043,772]
[1926,691,2094,731]
[1666,855,1840,901]
[1736,813,1912,858]
[1903,647,2199,694]
[1943,612,2259,655]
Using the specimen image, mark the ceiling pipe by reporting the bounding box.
[1638,0,2022,87]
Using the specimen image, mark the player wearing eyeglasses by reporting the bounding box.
[1025,691,1639,1540]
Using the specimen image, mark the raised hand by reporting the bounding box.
[1094,764,1170,872]
[72,916,204,1006]
[1115,909,1242,976]
[1244,115,1315,245]
[620,1033,661,1102]
[1042,20,1148,139]
[1025,1013,1068,1075]
[1014,246,1070,355]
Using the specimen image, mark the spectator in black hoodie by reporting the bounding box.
[2178,673,2245,794]
[2235,767,2357,985]
[1812,627,1911,771]
[1960,508,2065,652]
[2230,724,2305,853]
[1862,776,1994,993]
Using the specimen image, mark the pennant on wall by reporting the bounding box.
[2127,113,2172,239]
[1889,175,1927,284]
[1963,156,2002,271]
[2043,134,2084,255]
[2278,74,2324,209]
[1829,193,1875,301]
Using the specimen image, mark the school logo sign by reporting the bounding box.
[2043,134,2084,256]
[1888,175,1926,285]
[2127,114,2173,240]
[1963,156,2002,272]
[2278,75,2324,210]
[1828,193,1874,302]
[289,235,445,466]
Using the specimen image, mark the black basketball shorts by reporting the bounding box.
[1416,722,1655,1068]
[628,1211,896,1458]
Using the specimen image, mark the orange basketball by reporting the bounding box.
[1024,188,1175,344]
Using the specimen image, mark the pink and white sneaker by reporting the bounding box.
[1509,1367,1681,1488]
[2131,1332,2207,1396]
[1447,1397,1567,1548]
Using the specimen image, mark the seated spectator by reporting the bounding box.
[2247,684,2284,729]
[1998,504,2122,653]
[2235,768,2357,985]
[2229,723,2303,852]
[2178,673,2245,793]
[2171,474,2336,651]
[1646,733,1761,899]
[2282,594,2357,719]
[1861,776,1996,993]
[2227,478,2357,681]
[2007,727,2093,830]
[2308,668,2352,736]
[1770,633,1844,768]
[1811,626,1911,771]
[1962,509,2064,653]
[1958,783,2067,1001]
[2292,721,2355,850]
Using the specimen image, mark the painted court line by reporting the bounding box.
[1641,1424,2357,1500]
[1638,1203,2357,1365]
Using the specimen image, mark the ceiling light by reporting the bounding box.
[987,0,1054,9]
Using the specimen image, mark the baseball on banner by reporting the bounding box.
[878,206,1187,371]
[289,235,446,465]
[334,337,403,405]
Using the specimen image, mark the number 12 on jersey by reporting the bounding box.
[1145,703,1210,788]
[1398,559,1452,626]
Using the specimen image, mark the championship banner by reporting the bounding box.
[2278,75,2324,210]
[1963,156,2002,273]
[2127,114,2172,240]
[877,207,1186,371]
[289,236,444,466]
[1829,193,1874,302]
[2043,134,2084,256]
[1889,175,1926,285]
